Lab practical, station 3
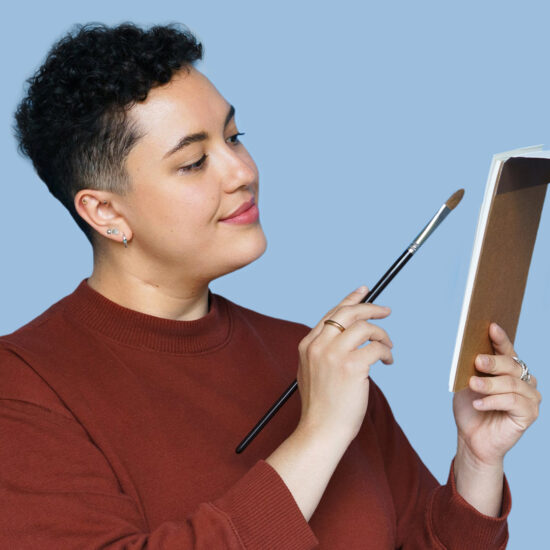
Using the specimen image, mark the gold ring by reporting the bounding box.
[324,319,345,333]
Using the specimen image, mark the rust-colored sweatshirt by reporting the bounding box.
[0,279,510,549]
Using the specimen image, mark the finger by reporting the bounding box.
[488,322,516,356]
[333,318,393,351]
[318,303,392,344]
[334,285,371,310]
[325,303,392,325]
[474,354,522,378]
[304,286,371,343]
[351,340,394,366]
[472,393,539,427]
[475,353,538,388]
[469,374,540,402]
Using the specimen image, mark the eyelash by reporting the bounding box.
[178,132,246,174]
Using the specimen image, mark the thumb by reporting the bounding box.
[489,322,516,356]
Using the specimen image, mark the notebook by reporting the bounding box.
[449,145,550,392]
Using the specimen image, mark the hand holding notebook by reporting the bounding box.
[450,145,550,392]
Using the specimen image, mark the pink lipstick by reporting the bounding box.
[219,197,259,225]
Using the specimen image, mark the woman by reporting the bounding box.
[0,22,540,549]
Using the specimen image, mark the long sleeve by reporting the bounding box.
[367,379,511,549]
[4,277,514,548]
[0,349,319,550]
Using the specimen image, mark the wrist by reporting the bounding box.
[454,442,504,517]
[456,435,504,471]
[296,418,355,450]
[265,420,351,522]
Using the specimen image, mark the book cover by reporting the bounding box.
[450,146,550,392]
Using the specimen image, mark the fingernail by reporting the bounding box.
[356,285,367,293]
[471,376,484,389]
[493,323,504,335]
[477,355,489,367]
[473,399,483,408]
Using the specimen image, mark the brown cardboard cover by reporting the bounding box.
[452,157,550,391]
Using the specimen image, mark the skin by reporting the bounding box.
[73,66,541,519]
[453,322,541,515]
[75,66,267,320]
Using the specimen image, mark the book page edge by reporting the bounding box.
[448,144,546,392]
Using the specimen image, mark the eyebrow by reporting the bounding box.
[163,104,235,159]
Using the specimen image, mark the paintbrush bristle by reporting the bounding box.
[446,189,465,210]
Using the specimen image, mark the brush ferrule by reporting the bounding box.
[410,204,450,249]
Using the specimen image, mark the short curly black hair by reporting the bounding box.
[14,22,203,246]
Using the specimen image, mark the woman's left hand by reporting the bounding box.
[453,322,542,467]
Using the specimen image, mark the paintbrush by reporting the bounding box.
[235,189,465,453]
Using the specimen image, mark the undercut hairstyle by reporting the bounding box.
[14,22,203,246]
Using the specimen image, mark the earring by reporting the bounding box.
[102,200,108,205]
[81,198,88,204]
[122,233,128,248]
[106,228,119,235]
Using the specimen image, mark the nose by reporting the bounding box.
[220,145,257,193]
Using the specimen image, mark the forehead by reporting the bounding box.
[127,66,229,139]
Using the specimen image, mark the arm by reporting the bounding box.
[0,349,318,550]
[265,418,352,522]
[453,322,541,518]
[0,285,394,548]
[366,379,511,549]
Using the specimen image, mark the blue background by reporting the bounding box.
[1,1,548,547]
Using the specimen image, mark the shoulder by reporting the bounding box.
[215,293,312,345]
[0,343,75,420]
[0,284,76,350]
[0,287,79,420]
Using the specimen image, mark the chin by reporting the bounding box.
[221,230,268,276]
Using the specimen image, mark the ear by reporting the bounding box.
[74,190,133,246]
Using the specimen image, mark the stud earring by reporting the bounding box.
[82,198,88,204]
[102,200,108,204]
[106,228,120,235]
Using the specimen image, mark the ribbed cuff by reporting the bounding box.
[430,459,511,549]
[210,459,319,550]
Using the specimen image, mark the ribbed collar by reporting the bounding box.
[61,278,232,354]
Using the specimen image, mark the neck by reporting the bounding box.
[87,256,211,322]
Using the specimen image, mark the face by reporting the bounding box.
[120,66,267,285]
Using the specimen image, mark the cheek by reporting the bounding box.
[159,190,219,239]
[130,183,219,240]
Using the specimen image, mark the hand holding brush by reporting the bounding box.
[235,189,464,453]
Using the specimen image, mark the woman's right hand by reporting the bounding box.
[265,286,393,521]
[296,286,394,445]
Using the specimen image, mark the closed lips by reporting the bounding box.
[220,197,255,220]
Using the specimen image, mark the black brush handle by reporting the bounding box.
[361,249,412,304]
[235,248,413,453]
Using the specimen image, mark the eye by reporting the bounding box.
[178,154,208,174]
[227,132,245,145]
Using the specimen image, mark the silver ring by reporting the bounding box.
[512,356,531,383]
